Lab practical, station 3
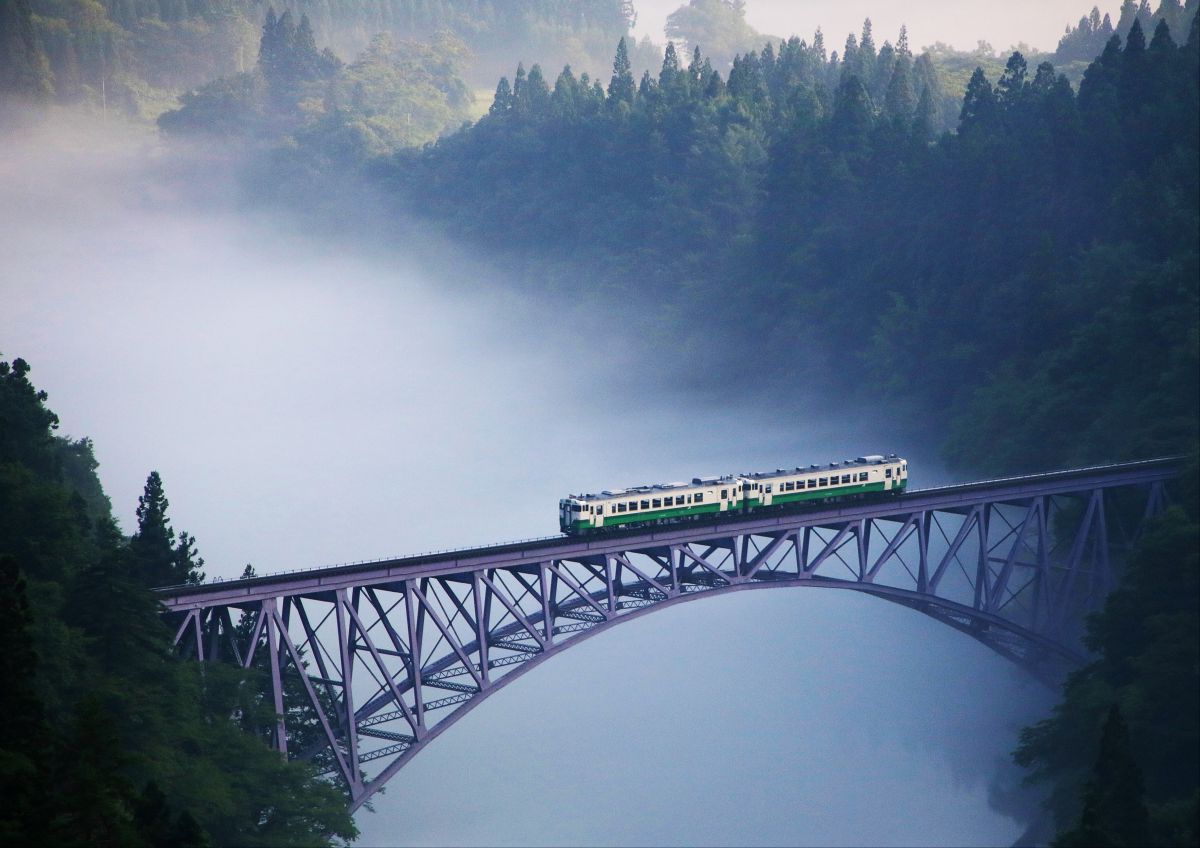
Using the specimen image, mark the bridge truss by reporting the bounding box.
[159,459,1178,811]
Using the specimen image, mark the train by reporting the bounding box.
[559,454,908,535]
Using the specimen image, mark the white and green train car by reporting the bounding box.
[559,455,908,535]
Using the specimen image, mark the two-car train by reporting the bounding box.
[559,454,908,535]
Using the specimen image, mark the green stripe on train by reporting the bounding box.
[566,479,906,532]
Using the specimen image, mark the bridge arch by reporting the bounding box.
[159,458,1178,811]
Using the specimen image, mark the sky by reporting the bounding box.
[632,0,1112,54]
[0,113,1059,846]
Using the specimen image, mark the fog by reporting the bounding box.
[1,115,1053,846]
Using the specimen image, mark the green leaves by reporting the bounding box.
[0,361,358,845]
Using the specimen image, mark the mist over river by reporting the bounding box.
[1,117,1052,846]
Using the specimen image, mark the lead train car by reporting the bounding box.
[559,454,908,535]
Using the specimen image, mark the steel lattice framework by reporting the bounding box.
[158,458,1180,812]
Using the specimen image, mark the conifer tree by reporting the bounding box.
[1054,706,1150,846]
[884,52,916,123]
[911,83,936,142]
[959,67,997,134]
[608,36,635,104]
[996,51,1028,110]
[512,62,527,112]
[0,555,51,844]
[132,471,174,586]
[660,41,680,87]
[829,74,874,150]
[489,76,512,115]
[524,64,550,114]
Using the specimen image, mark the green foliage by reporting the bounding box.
[3,0,640,118]
[0,357,358,845]
[159,13,472,157]
[1015,460,1199,844]
[0,0,55,98]
[364,13,1193,470]
[664,0,762,71]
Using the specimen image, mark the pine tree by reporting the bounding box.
[132,471,174,587]
[911,83,936,142]
[608,36,635,104]
[0,555,51,844]
[959,67,997,134]
[829,74,874,150]
[258,7,282,79]
[512,62,527,112]
[1054,705,1150,846]
[660,41,680,87]
[524,64,550,115]
[884,52,916,123]
[489,76,512,116]
[996,51,1028,110]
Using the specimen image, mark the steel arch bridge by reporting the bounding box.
[158,457,1180,812]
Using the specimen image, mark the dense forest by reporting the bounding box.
[0,0,655,118]
[337,11,1197,480]
[0,358,358,846]
[3,1,1198,845]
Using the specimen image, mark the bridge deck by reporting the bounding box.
[156,457,1181,611]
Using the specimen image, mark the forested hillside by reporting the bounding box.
[4,2,1197,845]
[0,357,358,846]
[0,0,653,118]
[358,14,1197,479]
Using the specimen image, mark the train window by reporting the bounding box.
[627,501,636,511]
[841,474,851,483]
[859,472,868,481]
[808,479,817,488]
[819,478,828,486]
[652,498,661,508]
[617,503,626,513]
[640,500,650,510]
[695,493,704,503]
[886,468,893,478]
[721,489,728,498]
[765,484,773,493]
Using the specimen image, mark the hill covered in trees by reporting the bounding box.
[349,15,1196,477]
[0,0,655,119]
[0,357,358,846]
[4,2,1197,845]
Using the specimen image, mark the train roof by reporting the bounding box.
[741,454,899,480]
[563,454,903,501]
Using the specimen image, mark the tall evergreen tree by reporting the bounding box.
[608,36,635,104]
[959,66,998,134]
[131,471,174,587]
[490,76,512,115]
[1054,706,1150,846]
[0,555,51,844]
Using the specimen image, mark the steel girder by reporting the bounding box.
[161,458,1180,812]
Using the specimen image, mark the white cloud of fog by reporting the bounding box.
[1,112,1051,846]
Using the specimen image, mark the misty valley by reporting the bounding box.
[1,0,1197,846]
